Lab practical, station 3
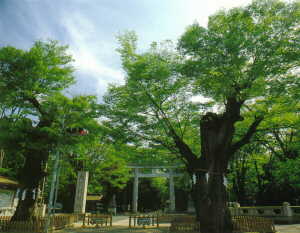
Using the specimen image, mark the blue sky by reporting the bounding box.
[0,0,252,100]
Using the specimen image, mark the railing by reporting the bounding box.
[230,206,286,217]
[0,207,16,216]
[291,206,300,216]
[230,202,300,223]
[50,214,80,230]
[0,213,81,233]
[232,216,276,233]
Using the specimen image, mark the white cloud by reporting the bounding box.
[62,11,124,96]
[185,0,253,27]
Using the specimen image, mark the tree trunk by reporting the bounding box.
[11,189,37,221]
[193,110,238,233]
[171,96,262,232]
[193,168,233,233]
[11,153,48,221]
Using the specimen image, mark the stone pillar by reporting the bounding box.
[169,169,175,212]
[132,168,139,213]
[282,202,293,217]
[187,194,195,213]
[108,194,117,215]
[74,171,89,213]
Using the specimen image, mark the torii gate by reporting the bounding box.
[128,165,183,213]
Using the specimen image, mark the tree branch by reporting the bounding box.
[230,116,264,154]
[168,127,197,165]
[26,97,45,116]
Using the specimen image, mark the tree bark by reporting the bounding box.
[11,155,48,221]
[193,171,233,233]
[193,98,242,233]
[188,96,263,233]
[12,116,52,221]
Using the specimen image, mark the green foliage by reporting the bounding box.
[179,0,300,103]
[102,0,300,210]
[0,40,74,112]
[102,36,201,166]
[0,40,105,197]
[273,157,300,188]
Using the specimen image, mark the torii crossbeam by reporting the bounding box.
[128,165,184,213]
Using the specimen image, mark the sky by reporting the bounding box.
[0,0,253,100]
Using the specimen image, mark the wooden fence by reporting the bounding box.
[168,215,276,233]
[232,215,276,233]
[0,214,81,233]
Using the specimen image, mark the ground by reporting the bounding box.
[57,216,300,233]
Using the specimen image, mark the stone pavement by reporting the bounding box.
[275,224,300,233]
[60,216,300,233]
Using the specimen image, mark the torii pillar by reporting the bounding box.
[169,169,176,212]
[132,168,139,213]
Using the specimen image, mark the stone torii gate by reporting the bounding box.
[128,165,183,213]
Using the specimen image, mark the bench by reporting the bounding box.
[83,214,112,227]
[233,216,276,233]
[137,217,152,226]
[129,215,156,228]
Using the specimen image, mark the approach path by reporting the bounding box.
[61,215,300,233]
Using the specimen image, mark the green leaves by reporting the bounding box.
[178,0,300,103]
[0,40,74,113]
[102,35,201,161]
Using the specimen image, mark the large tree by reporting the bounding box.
[179,1,299,232]
[103,1,299,232]
[0,41,99,220]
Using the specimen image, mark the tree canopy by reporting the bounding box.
[101,1,299,232]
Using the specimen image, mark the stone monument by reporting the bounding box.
[74,171,89,213]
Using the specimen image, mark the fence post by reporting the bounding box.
[282,202,293,217]
[82,213,86,228]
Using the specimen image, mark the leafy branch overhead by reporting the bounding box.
[101,1,299,232]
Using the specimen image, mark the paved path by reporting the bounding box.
[61,216,300,233]
[61,227,169,233]
[275,224,300,233]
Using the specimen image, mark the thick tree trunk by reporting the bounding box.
[192,98,263,232]
[193,168,233,233]
[194,107,238,233]
[11,152,48,221]
[169,94,263,232]
[11,190,37,221]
